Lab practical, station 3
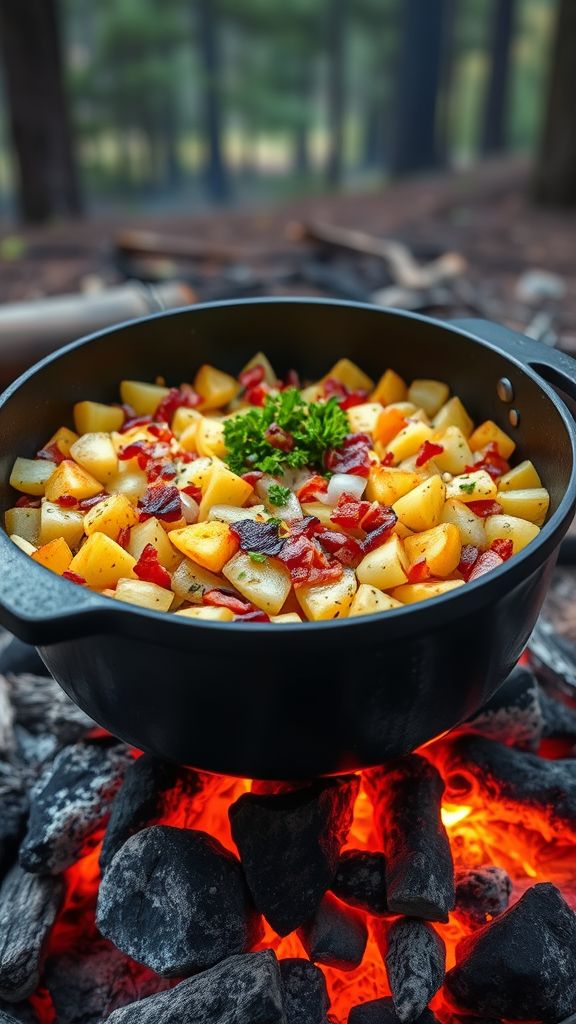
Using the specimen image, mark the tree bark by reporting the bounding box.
[480,0,516,155]
[0,0,82,223]
[532,0,576,206]
[197,0,230,202]
[326,0,346,188]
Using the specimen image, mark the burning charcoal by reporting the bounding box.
[0,1004,38,1024]
[366,756,454,920]
[0,762,29,857]
[6,673,94,746]
[45,937,173,1024]
[298,892,367,971]
[445,883,576,1021]
[454,866,512,929]
[379,918,445,1024]
[229,775,359,936]
[97,825,262,976]
[459,665,543,751]
[331,849,388,915]
[103,950,285,1024]
[0,864,63,1000]
[19,741,132,874]
[538,688,576,740]
[441,734,576,839]
[348,997,439,1023]
[279,958,330,1024]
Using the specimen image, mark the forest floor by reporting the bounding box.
[1,154,576,353]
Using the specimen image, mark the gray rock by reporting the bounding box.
[0,864,63,1000]
[279,958,330,1024]
[380,918,445,1024]
[298,892,367,971]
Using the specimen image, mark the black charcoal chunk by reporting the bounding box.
[454,866,512,928]
[380,918,445,1024]
[445,883,576,1021]
[0,677,15,759]
[279,958,330,1024]
[461,666,543,750]
[0,1003,38,1024]
[348,997,439,1023]
[229,775,359,935]
[19,741,131,874]
[0,762,29,853]
[0,1012,32,1024]
[103,950,286,1024]
[97,825,262,976]
[539,688,576,740]
[331,850,388,915]
[0,864,63,1000]
[6,674,94,745]
[298,892,367,971]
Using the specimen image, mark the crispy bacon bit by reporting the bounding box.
[230,519,285,556]
[245,384,268,406]
[322,377,368,410]
[36,442,66,465]
[62,571,86,585]
[381,451,395,466]
[235,608,271,622]
[117,527,131,549]
[155,385,200,424]
[278,533,343,588]
[490,538,514,561]
[138,485,182,523]
[467,549,504,582]
[181,484,202,503]
[407,560,432,583]
[316,528,363,567]
[467,499,503,518]
[325,433,372,478]
[360,503,397,534]
[242,470,264,488]
[239,364,265,390]
[78,492,108,511]
[148,424,173,442]
[134,544,172,589]
[288,515,321,538]
[416,441,444,467]
[360,519,398,554]
[120,414,153,433]
[465,443,510,480]
[296,475,329,503]
[458,544,480,579]
[119,441,151,470]
[15,495,41,508]
[203,589,255,615]
[56,495,79,508]
[264,423,294,452]
[330,493,369,529]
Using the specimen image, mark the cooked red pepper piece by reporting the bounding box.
[148,424,174,442]
[119,441,151,470]
[407,560,432,583]
[325,433,372,477]
[381,451,395,466]
[465,443,510,480]
[322,377,368,409]
[415,441,444,467]
[264,423,294,451]
[117,527,131,549]
[490,538,513,561]
[134,544,172,589]
[239,364,265,390]
[36,442,66,465]
[245,384,268,406]
[181,484,202,502]
[467,549,504,582]
[155,385,200,424]
[458,544,479,579]
[203,589,255,614]
[242,470,264,488]
[138,485,182,522]
[62,571,86,585]
[56,495,79,508]
[467,499,503,518]
[296,475,329,502]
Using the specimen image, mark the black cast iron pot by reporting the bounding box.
[0,299,575,779]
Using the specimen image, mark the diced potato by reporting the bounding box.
[392,521,414,540]
[386,422,434,464]
[171,407,202,439]
[223,552,292,615]
[84,493,138,541]
[171,559,226,603]
[195,417,227,458]
[176,606,234,622]
[106,463,148,503]
[391,580,465,603]
[498,459,542,492]
[178,420,201,452]
[128,517,182,571]
[176,456,214,491]
[446,470,497,503]
[69,534,136,588]
[45,460,103,502]
[31,538,73,575]
[296,567,357,621]
[301,502,339,528]
[73,401,124,435]
[398,454,441,477]
[374,407,409,446]
[208,504,267,525]
[39,501,85,548]
[484,514,540,554]
[169,521,238,572]
[323,358,373,392]
[270,613,303,623]
[496,488,550,526]
[70,433,118,483]
[194,364,240,411]
[404,523,461,577]
[365,466,420,506]
[198,463,253,521]
[356,534,410,590]
[393,476,446,532]
[469,420,516,459]
[433,396,474,438]
[241,351,277,387]
[441,498,486,548]
[120,380,170,416]
[346,403,384,436]
[10,535,37,555]
[371,368,407,406]
[432,427,473,475]
[4,507,40,546]
[45,426,79,458]
[349,584,403,617]
[408,379,450,417]
[114,578,174,612]
[10,457,55,496]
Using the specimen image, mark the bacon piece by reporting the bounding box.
[134,544,172,589]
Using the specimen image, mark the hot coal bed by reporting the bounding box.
[1,635,576,1024]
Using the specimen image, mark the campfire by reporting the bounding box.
[0,653,576,1024]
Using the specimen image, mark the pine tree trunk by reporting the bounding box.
[480,0,516,155]
[326,0,346,188]
[197,0,230,202]
[0,0,82,223]
[532,0,576,206]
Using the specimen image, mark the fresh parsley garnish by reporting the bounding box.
[248,551,267,563]
[267,483,291,506]
[223,389,348,476]
[459,481,476,494]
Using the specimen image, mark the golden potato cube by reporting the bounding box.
[106,463,148,503]
[114,578,174,612]
[323,358,373,392]
[296,567,357,621]
[469,420,516,459]
[69,534,136,588]
[356,535,410,590]
[31,538,73,575]
[208,504,267,525]
[301,502,339,528]
[84,494,138,541]
[386,422,434,464]
[198,463,253,521]
[73,401,124,435]
[432,427,473,475]
[128,517,182,571]
[194,364,240,411]
[171,559,226,603]
[169,520,238,572]
[70,433,118,484]
[408,379,450,417]
[45,426,79,457]
[178,422,200,453]
[404,523,461,577]
[45,460,103,502]
[270,612,303,623]
[223,552,292,615]
[176,606,234,622]
[433,397,474,438]
[484,514,540,553]
[391,580,465,604]
[4,507,40,546]
[10,457,55,496]
[195,418,227,458]
[370,368,407,406]
[10,535,37,555]
[176,456,214,491]
[498,459,542,492]
[393,475,446,532]
[39,501,85,549]
[241,351,277,386]
[346,403,384,436]
[441,498,486,547]
[446,470,497,503]
[120,380,170,416]
[496,488,550,526]
[365,466,420,506]
[349,584,403,617]
[171,407,202,439]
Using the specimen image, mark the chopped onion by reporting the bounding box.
[256,475,303,523]
[180,492,199,524]
[325,473,367,506]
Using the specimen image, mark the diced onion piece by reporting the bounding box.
[180,492,200,524]
[325,473,366,506]
[208,504,267,524]
[256,475,303,523]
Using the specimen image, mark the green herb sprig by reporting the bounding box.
[267,483,291,506]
